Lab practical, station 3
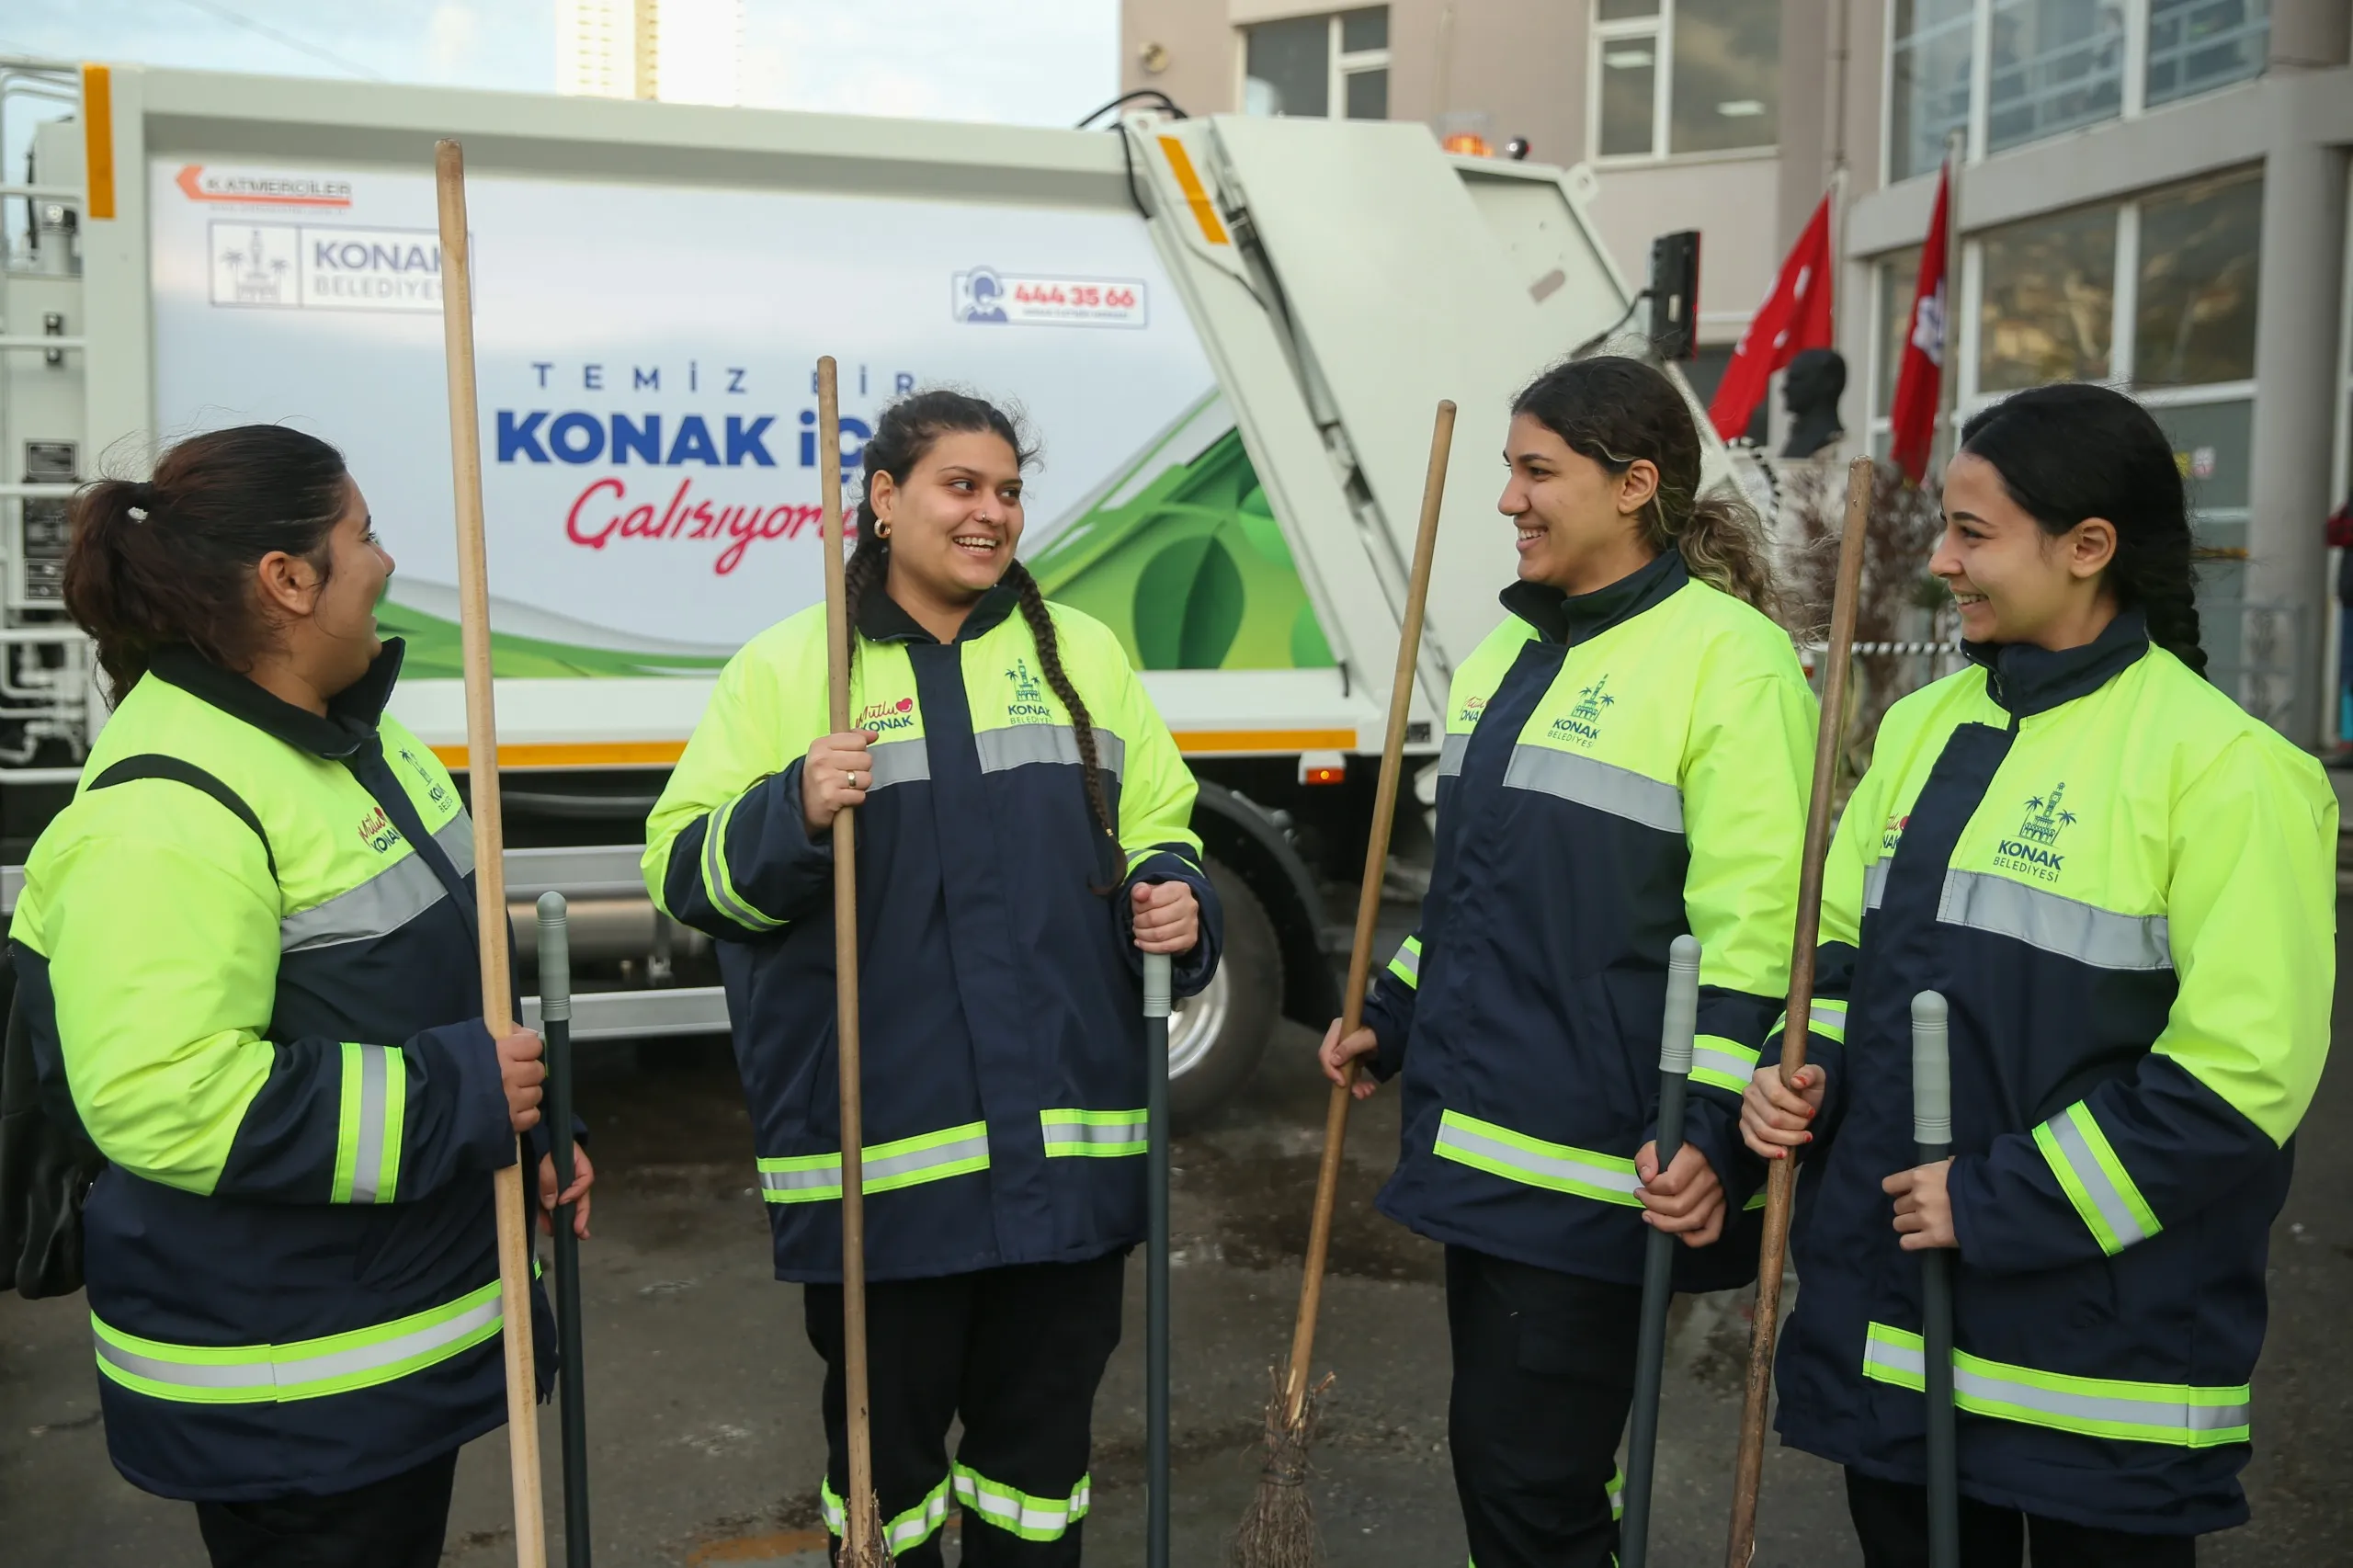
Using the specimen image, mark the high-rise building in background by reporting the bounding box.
[557,0,743,106]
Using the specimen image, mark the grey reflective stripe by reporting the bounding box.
[1501,744,1683,834]
[973,725,1125,779]
[759,1166,839,1198]
[1041,1118,1145,1153]
[280,854,450,952]
[278,812,474,952]
[757,1130,993,1196]
[867,736,930,790]
[2043,1108,2157,1250]
[1938,869,2172,971]
[1431,1113,1643,1202]
[1390,939,1419,983]
[93,1290,500,1393]
[1863,1334,2249,1438]
[1438,732,1471,778]
[349,1045,389,1203]
[435,811,475,876]
[1864,858,1891,912]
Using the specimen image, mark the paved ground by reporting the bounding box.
[8,904,2353,1565]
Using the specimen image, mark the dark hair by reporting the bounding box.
[1959,383,2204,677]
[1512,356,1783,620]
[65,425,351,703]
[847,390,1120,856]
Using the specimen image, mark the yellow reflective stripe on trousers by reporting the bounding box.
[1040,1108,1147,1157]
[1689,1033,1759,1094]
[1431,1109,1642,1206]
[821,1473,952,1553]
[756,1121,991,1203]
[92,1274,505,1404]
[952,1461,1091,1541]
[1388,934,1422,988]
[1861,1323,2249,1447]
[702,790,784,933]
[2035,1102,2163,1255]
[330,1042,406,1204]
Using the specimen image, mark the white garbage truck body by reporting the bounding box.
[0,58,1722,1115]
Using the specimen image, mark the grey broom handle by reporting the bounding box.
[1913,989,1957,1568]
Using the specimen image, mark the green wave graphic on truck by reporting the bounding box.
[383,399,1334,677]
[1027,403,1335,672]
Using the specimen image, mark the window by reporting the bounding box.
[1243,8,1389,121]
[1978,203,2119,390]
[1874,247,1926,415]
[1592,0,1779,161]
[1886,0,2267,177]
[2146,0,2270,107]
[2134,173,2261,386]
[1862,173,2262,434]
[1985,0,2124,154]
[1889,0,1973,181]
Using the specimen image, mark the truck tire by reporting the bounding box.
[1168,856,1281,1128]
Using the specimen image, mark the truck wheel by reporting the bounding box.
[1168,857,1279,1127]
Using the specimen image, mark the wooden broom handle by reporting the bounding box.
[434,138,547,1568]
[1282,399,1455,1425]
[816,358,884,1562]
[1723,455,1874,1563]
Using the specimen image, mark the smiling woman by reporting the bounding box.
[642,387,1224,1563]
[1745,381,2332,1560]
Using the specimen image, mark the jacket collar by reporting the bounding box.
[1963,607,2149,719]
[146,640,405,760]
[856,582,1020,647]
[1499,549,1688,647]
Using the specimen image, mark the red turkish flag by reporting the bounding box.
[1707,193,1836,442]
[1889,165,1951,483]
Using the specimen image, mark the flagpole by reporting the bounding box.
[1932,128,1964,481]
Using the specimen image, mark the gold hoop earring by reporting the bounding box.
[874,519,892,540]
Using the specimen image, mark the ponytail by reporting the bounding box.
[65,426,350,703]
[1959,384,2206,677]
[1512,356,1785,623]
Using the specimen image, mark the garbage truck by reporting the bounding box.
[0,57,1731,1119]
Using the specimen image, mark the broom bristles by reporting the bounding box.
[839,1487,895,1568]
[1228,1367,1331,1568]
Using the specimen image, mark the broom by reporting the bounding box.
[1722,454,1874,1565]
[434,137,550,1568]
[816,356,892,1567]
[1230,399,1455,1568]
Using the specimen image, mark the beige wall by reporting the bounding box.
[1122,0,1239,115]
[1120,0,1790,342]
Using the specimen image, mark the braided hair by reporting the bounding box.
[1959,384,2207,677]
[847,390,1120,860]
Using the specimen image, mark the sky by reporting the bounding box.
[1,0,1123,128]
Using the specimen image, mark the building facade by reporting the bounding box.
[1120,0,2353,743]
[1117,0,1798,402]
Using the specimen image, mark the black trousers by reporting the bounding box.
[1446,1244,1642,1568]
[193,1447,459,1568]
[1846,1469,2197,1568]
[803,1252,1125,1565]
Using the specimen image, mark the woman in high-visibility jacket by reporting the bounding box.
[1320,356,1817,1568]
[12,425,590,1568]
[1743,382,2335,1565]
[642,390,1220,1566]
